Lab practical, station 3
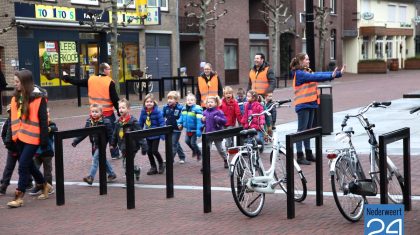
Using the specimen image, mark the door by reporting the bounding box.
[145,34,172,90]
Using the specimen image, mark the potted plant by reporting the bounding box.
[357,59,387,74]
[404,57,420,69]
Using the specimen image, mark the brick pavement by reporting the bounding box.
[1,70,420,234]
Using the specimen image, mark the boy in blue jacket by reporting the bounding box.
[177,93,203,161]
[162,91,186,163]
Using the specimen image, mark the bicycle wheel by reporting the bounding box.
[270,151,307,202]
[230,153,265,217]
[331,155,365,222]
[374,155,404,204]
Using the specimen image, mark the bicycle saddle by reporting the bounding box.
[343,127,354,134]
[240,129,258,137]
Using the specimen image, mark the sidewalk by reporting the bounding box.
[1,70,420,234]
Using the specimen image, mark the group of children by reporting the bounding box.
[0,86,279,191]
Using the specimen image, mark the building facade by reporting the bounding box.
[0,0,178,99]
[343,0,416,73]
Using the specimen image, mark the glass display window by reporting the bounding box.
[80,43,99,80]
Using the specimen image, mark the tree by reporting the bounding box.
[314,6,333,71]
[184,0,228,62]
[259,0,294,77]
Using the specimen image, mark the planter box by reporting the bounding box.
[358,61,387,74]
[404,59,420,69]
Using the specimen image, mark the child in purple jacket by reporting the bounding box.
[202,96,228,169]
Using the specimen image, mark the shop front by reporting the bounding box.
[15,2,142,99]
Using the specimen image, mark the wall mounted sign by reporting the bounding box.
[361,12,374,20]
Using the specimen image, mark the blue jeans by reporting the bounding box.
[172,131,186,160]
[296,108,315,152]
[89,149,115,178]
[185,132,201,156]
[17,141,45,193]
[104,114,120,158]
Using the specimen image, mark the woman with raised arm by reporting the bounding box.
[290,53,345,165]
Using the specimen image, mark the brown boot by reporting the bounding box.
[37,183,52,200]
[7,190,24,208]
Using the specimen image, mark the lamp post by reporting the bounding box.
[305,0,315,71]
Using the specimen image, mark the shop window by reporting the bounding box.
[386,37,393,58]
[39,41,79,87]
[80,43,99,80]
[250,40,268,68]
[361,37,369,59]
[148,0,168,12]
[108,43,139,83]
[375,36,384,59]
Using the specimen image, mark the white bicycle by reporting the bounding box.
[228,99,308,217]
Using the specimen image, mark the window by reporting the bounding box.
[399,5,407,23]
[71,0,99,6]
[330,29,336,60]
[362,37,369,59]
[386,36,393,58]
[330,0,337,14]
[148,0,168,12]
[117,0,135,9]
[319,0,324,8]
[249,40,268,68]
[388,4,397,22]
[302,28,307,54]
[361,0,370,13]
[224,41,238,70]
[375,36,384,59]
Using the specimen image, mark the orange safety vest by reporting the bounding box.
[11,96,42,145]
[88,75,113,113]
[198,75,219,107]
[249,66,270,95]
[293,72,320,106]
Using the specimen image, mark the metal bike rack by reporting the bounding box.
[285,127,323,219]
[378,127,411,211]
[125,126,173,209]
[124,79,163,101]
[54,126,108,206]
[202,127,243,213]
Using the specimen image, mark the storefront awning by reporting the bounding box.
[359,26,413,37]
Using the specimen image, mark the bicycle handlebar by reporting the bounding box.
[247,99,291,126]
[410,106,420,114]
[341,101,391,129]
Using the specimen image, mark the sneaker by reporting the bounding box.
[107,174,117,182]
[0,184,8,195]
[134,166,141,181]
[158,163,165,174]
[28,184,43,196]
[111,155,121,160]
[147,167,158,175]
[48,185,55,195]
[83,176,94,185]
[179,159,185,164]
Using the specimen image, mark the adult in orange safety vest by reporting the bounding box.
[63,62,121,159]
[7,70,52,208]
[247,53,276,97]
[196,63,223,108]
[290,52,345,165]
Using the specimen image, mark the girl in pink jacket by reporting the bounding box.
[240,90,265,144]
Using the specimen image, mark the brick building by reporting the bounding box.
[0,0,178,99]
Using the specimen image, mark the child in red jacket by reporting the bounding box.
[240,90,265,144]
[220,86,242,148]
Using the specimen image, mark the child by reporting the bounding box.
[110,98,143,180]
[202,96,228,169]
[29,108,57,196]
[138,94,166,175]
[72,103,117,185]
[162,91,186,163]
[240,90,265,145]
[220,86,242,149]
[178,93,203,161]
[236,87,247,115]
[261,92,277,142]
[0,105,21,195]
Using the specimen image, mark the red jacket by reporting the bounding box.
[220,98,242,127]
[240,101,265,130]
